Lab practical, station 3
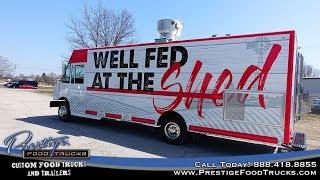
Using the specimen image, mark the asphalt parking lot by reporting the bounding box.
[0,86,276,158]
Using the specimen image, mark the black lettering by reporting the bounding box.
[170,46,188,67]
[143,73,154,91]
[117,73,127,90]
[129,49,138,68]
[145,48,156,68]
[94,51,109,68]
[157,47,169,68]
[128,73,142,90]
[102,73,112,89]
[119,50,128,68]
[92,73,102,88]
[110,51,119,68]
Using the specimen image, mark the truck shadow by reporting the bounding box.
[16,115,275,158]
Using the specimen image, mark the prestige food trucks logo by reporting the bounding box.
[88,43,281,118]
[4,130,89,158]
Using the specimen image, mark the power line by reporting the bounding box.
[15,66,59,72]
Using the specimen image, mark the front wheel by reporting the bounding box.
[160,118,189,145]
[58,103,71,122]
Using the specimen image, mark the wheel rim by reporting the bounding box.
[58,106,68,118]
[164,122,181,140]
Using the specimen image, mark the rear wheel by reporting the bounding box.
[58,103,71,122]
[159,116,189,145]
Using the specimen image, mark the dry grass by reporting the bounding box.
[301,113,320,121]
[35,84,54,95]
[296,113,320,149]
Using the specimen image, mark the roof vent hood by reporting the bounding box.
[155,19,183,43]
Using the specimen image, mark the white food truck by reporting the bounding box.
[50,19,306,151]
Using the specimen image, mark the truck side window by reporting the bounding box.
[75,65,84,84]
[61,64,71,83]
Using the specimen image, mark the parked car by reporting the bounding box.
[7,80,38,88]
[4,82,11,87]
[3,79,12,87]
[6,80,17,88]
[311,98,320,114]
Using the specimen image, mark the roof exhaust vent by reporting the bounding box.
[155,19,183,43]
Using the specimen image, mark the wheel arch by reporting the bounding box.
[58,97,69,104]
[157,111,187,128]
[50,97,70,108]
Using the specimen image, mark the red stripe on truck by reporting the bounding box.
[87,87,222,99]
[283,31,295,145]
[85,110,97,115]
[106,113,122,120]
[70,49,88,63]
[189,125,278,144]
[131,116,155,125]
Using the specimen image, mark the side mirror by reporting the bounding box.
[62,63,67,75]
[299,83,304,94]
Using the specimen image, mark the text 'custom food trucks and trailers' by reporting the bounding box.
[50,19,306,152]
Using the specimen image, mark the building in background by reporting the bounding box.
[302,77,320,103]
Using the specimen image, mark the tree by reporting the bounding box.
[303,63,320,77]
[35,75,42,83]
[18,74,25,79]
[0,56,15,77]
[66,1,136,49]
[46,73,59,85]
[35,72,58,85]
[41,73,48,83]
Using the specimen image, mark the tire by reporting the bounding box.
[58,103,71,122]
[159,116,189,145]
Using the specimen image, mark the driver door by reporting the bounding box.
[68,64,85,115]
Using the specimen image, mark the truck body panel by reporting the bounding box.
[52,31,302,147]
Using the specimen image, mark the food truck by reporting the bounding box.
[50,19,306,151]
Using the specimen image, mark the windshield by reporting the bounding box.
[314,99,320,105]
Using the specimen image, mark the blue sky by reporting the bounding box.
[0,0,319,75]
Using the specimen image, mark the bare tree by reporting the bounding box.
[303,63,320,77]
[47,73,59,85]
[66,2,136,49]
[0,56,15,77]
